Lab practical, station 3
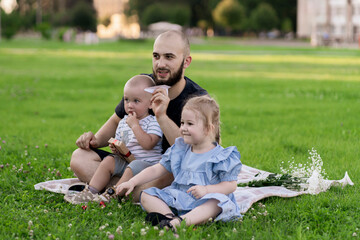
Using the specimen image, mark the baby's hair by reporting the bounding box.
[125,75,155,89]
[183,95,221,143]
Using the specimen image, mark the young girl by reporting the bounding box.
[116,95,242,230]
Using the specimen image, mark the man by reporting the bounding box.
[70,30,207,201]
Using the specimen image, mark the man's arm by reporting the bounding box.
[155,114,180,146]
[76,113,121,149]
[94,113,121,147]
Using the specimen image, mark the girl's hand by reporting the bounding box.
[116,181,135,196]
[126,112,139,129]
[187,185,208,199]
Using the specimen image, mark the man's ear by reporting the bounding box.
[183,55,192,69]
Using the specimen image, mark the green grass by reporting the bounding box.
[0,37,359,239]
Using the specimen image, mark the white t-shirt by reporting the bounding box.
[115,115,163,164]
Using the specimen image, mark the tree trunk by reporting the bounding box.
[37,0,42,25]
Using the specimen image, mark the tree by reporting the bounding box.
[281,18,293,33]
[212,0,245,32]
[70,1,97,32]
[141,3,190,27]
[241,0,296,32]
[126,0,219,28]
[249,3,279,32]
[1,9,21,39]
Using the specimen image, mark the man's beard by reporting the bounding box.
[153,60,184,86]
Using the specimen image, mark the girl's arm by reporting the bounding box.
[187,181,237,199]
[116,163,169,196]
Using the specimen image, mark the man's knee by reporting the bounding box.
[70,149,82,171]
[70,148,101,182]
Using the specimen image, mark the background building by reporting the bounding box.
[297,0,360,45]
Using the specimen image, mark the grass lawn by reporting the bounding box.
[0,37,359,239]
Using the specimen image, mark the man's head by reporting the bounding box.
[123,75,155,119]
[152,30,192,86]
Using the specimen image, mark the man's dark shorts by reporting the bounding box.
[91,148,111,160]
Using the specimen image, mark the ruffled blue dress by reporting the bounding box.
[142,137,242,221]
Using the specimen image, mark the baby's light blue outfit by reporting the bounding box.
[142,137,242,221]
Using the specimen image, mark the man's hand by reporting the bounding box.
[75,131,98,150]
[151,88,170,119]
[187,185,208,199]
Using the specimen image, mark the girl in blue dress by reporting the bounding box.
[116,95,242,231]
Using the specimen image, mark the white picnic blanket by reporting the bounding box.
[34,164,354,214]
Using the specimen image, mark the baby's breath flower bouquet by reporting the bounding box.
[238,148,333,194]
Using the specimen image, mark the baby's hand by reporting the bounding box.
[116,181,135,196]
[187,185,208,199]
[109,143,119,155]
[126,112,139,129]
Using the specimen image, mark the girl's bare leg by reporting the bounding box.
[174,199,221,226]
[88,156,115,192]
[141,192,173,215]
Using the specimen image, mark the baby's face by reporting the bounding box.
[123,85,152,120]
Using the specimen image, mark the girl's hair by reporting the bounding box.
[183,95,221,143]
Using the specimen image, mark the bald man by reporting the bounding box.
[70,30,208,201]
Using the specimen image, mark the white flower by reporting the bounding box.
[352,232,357,237]
[107,212,112,216]
[153,226,159,230]
[159,230,165,236]
[232,228,237,232]
[28,220,33,227]
[140,228,147,235]
[116,226,122,234]
[68,223,72,228]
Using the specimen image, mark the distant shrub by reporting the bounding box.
[35,22,52,40]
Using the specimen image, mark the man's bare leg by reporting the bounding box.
[70,148,101,183]
[131,172,174,202]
